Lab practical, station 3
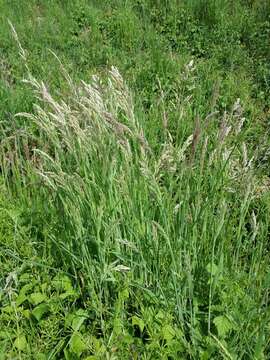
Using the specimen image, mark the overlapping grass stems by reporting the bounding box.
[1,47,269,357]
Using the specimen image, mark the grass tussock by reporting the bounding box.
[1,58,270,359]
[0,1,270,358]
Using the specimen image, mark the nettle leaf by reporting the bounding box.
[14,335,27,351]
[32,303,50,321]
[70,332,87,355]
[16,283,35,306]
[16,294,28,307]
[52,274,74,292]
[213,315,234,338]
[119,288,129,301]
[162,324,176,341]
[2,306,14,314]
[59,289,77,300]
[19,273,35,283]
[132,315,145,332]
[122,333,134,345]
[113,318,122,335]
[22,309,31,319]
[29,292,47,306]
[0,330,10,339]
[41,283,48,293]
[36,354,47,360]
[155,310,166,321]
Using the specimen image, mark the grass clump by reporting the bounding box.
[0,1,270,359]
[1,58,270,358]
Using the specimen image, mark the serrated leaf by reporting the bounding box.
[16,283,34,306]
[213,315,234,338]
[14,335,27,351]
[132,315,145,332]
[19,273,32,283]
[16,294,27,306]
[0,330,9,339]
[162,324,176,341]
[119,288,129,300]
[155,310,166,321]
[36,354,47,360]
[52,274,73,292]
[70,333,87,355]
[32,303,50,321]
[29,292,47,305]
[113,318,122,335]
[22,309,31,319]
[41,283,48,293]
[122,333,134,345]
[2,306,14,314]
[59,289,77,300]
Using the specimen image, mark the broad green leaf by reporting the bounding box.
[72,309,88,331]
[52,274,73,292]
[132,315,145,332]
[122,333,134,345]
[113,318,122,335]
[156,310,166,321]
[213,315,234,338]
[32,303,50,321]
[22,309,31,319]
[41,283,48,293]
[63,348,72,360]
[0,331,10,339]
[16,283,34,306]
[29,292,47,306]
[70,333,87,355]
[36,354,47,360]
[19,273,34,283]
[91,336,106,354]
[119,288,129,300]
[59,289,77,300]
[206,263,218,276]
[2,306,14,314]
[14,335,27,351]
[162,324,176,341]
[16,294,28,306]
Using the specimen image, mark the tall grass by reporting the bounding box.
[1,49,269,357]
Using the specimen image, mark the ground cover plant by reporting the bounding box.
[0,1,270,359]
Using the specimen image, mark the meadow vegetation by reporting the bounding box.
[0,1,270,359]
